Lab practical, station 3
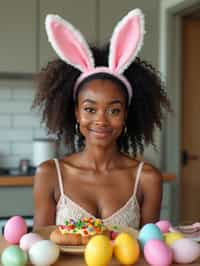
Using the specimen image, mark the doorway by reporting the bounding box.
[181,16,200,224]
[161,1,200,225]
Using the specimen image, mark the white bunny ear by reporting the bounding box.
[45,14,94,72]
[109,9,145,74]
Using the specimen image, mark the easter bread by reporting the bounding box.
[50,218,112,245]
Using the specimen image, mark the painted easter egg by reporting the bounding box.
[114,232,140,265]
[29,240,60,266]
[138,223,163,248]
[144,239,173,266]
[20,232,43,251]
[4,216,27,244]
[171,238,200,263]
[85,235,113,266]
[156,220,171,233]
[164,231,184,246]
[1,246,27,266]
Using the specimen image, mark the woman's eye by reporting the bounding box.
[108,108,121,115]
[84,107,96,113]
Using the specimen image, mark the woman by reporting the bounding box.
[33,9,171,229]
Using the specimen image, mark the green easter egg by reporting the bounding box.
[1,245,28,266]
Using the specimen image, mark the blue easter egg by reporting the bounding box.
[138,223,163,248]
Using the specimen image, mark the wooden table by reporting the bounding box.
[1,226,200,266]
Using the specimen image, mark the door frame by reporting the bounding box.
[160,0,200,225]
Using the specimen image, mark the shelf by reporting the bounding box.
[0,176,33,186]
[0,173,176,187]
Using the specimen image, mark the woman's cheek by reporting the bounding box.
[79,117,90,135]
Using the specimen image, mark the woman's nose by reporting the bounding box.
[94,111,108,125]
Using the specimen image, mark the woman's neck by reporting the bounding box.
[80,144,121,171]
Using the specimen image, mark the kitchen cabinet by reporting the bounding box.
[0,186,33,217]
[0,174,175,221]
[39,0,97,69]
[0,174,174,223]
[0,0,37,73]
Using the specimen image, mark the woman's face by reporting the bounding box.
[75,79,127,147]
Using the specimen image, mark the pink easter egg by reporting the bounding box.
[4,216,27,244]
[20,233,43,251]
[156,220,171,233]
[144,239,173,266]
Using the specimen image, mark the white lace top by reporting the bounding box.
[54,159,144,229]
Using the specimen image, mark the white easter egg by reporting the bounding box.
[20,232,43,251]
[29,240,60,266]
[171,238,200,264]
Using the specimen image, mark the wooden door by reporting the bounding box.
[181,17,200,224]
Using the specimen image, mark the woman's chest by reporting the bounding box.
[60,171,136,219]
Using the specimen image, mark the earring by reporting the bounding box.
[75,122,80,135]
[123,126,127,136]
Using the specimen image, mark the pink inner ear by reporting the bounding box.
[50,20,92,71]
[112,16,141,72]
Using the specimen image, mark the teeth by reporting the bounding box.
[91,129,111,133]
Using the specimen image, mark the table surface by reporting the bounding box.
[0,226,200,266]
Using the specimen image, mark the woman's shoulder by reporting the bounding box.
[33,159,58,188]
[141,162,162,178]
[35,159,57,175]
[139,161,163,189]
[123,154,162,181]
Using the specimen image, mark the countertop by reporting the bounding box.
[0,173,176,187]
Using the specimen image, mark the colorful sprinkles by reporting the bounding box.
[59,217,107,236]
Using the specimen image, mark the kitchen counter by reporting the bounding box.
[0,173,176,187]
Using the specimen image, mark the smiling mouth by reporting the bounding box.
[89,128,112,138]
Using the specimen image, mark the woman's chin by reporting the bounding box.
[86,137,117,148]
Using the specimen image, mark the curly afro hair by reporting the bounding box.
[32,45,171,156]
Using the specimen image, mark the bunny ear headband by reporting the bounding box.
[45,9,145,105]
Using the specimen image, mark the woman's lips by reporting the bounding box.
[89,128,112,138]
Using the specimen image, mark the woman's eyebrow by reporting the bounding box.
[82,99,96,104]
[82,99,123,105]
[109,100,123,105]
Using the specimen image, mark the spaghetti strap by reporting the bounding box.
[133,161,144,196]
[54,158,64,197]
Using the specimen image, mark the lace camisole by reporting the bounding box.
[54,159,144,229]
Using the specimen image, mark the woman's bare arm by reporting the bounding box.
[139,164,163,227]
[33,160,57,229]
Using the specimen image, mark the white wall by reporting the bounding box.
[0,80,48,168]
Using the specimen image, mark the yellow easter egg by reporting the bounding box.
[114,232,140,265]
[164,232,184,246]
[84,235,113,266]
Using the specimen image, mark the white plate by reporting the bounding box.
[59,225,138,254]
[59,244,85,254]
[35,225,138,254]
[170,225,200,242]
